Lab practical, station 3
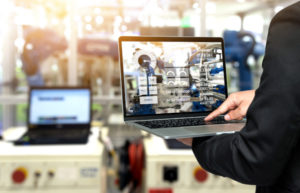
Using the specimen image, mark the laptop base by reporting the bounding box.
[127,120,245,139]
[165,139,191,149]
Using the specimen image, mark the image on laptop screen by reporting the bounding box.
[121,41,226,116]
[29,89,90,125]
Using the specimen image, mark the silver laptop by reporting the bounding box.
[119,36,245,139]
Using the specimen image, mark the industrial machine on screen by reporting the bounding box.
[122,41,226,116]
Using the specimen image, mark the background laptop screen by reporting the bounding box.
[29,89,90,125]
[121,40,226,116]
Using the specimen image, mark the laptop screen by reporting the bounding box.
[29,88,90,125]
[120,38,227,117]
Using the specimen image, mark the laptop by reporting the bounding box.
[119,36,245,139]
[15,87,92,145]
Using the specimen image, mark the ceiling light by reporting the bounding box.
[84,16,92,23]
[193,2,199,9]
[206,2,216,14]
[124,16,131,23]
[95,16,104,24]
[85,24,92,31]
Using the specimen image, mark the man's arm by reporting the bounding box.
[192,2,300,186]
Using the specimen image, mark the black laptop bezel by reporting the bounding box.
[119,36,229,121]
[27,86,92,130]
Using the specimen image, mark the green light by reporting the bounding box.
[181,16,191,28]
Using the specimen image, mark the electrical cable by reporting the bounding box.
[128,140,144,187]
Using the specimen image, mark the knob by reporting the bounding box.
[33,170,41,187]
[12,167,28,184]
[34,171,41,178]
[194,166,208,183]
[48,170,55,178]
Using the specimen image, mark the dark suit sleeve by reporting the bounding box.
[192,3,300,186]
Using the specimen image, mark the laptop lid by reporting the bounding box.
[27,87,91,130]
[119,36,228,121]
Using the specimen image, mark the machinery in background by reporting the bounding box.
[100,117,146,193]
[140,27,195,37]
[77,37,120,96]
[0,127,104,193]
[77,37,121,122]
[223,30,265,91]
[77,38,118,60]
[1,118,255,193]
[22,27,68,86]
[144,134,255,193]
[100,114,255,193]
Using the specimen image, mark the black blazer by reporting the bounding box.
[192,2,300,193]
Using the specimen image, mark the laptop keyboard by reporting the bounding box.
[136,116,227,129]
[28,129,89,139]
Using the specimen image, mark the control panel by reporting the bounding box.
[144,134,255,193]
[1,160,100,189]
[0,127,104,193]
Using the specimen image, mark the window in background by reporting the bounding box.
[207,15,242,37]
[243,14,264,35]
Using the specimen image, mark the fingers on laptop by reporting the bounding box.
[205,92,243,121]
[205,99,234,121]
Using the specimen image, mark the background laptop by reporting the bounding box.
[15,87,91,145]
[119,36,245,139]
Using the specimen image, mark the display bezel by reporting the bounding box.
[118,36,228,121]
[27,86,92,130]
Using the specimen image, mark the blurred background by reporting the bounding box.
[0,0,297,193]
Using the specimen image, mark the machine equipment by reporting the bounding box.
[77,36,120,96]
[22,27,68,86]
[223,30,265,90]
[0,127,104,193]
[144,134,255,193]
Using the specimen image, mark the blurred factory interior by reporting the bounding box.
[0,0,297,193]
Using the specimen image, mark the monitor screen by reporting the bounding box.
[29,89,90,125]
[121,40,226,116]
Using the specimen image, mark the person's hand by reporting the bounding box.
[205,90,255,121]
[177,138,193,146]
[177,90,255,146]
